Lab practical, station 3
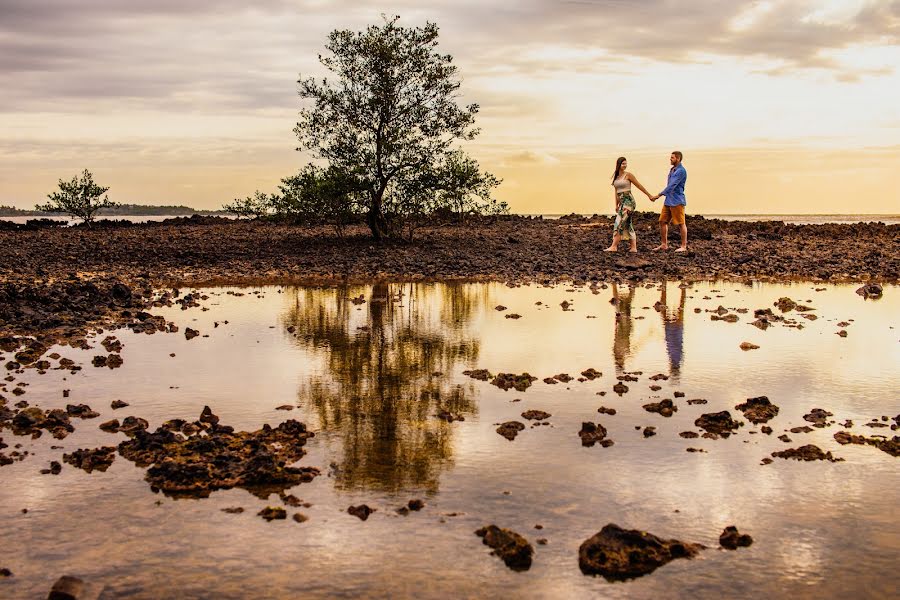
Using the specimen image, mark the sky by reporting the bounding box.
[0,0,898,215]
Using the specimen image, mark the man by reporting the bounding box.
[650,151,687,252]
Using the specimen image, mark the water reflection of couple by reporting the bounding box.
[611,283,685,378]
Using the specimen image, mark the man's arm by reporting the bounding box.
[658,167,686,198]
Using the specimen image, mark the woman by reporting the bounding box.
[604,157,653,252]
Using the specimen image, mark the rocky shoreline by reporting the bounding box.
[1,213,896,342]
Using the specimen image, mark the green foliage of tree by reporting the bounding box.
[222,190,274,219]
[294,16,503,240]
[274,165,367,237]
[36,169,116,225]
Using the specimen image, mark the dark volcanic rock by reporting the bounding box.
[771,444,843,462]
[579,422,612,447]
[462,369,492,381]
[257,506,287,521]
[834,431,899,457]
[612,382,629,395]
[475,525,534,571]
[117,407,318,497]
[496,421,525,441]
[597,406,617,415]
[578,523,704,580]
[695,411,742,437]
[491,372,538,392]
[643,399,678,417]
[63,446,117,473]
[803,408,834,428]
[856,283,883,298]
[522,410,551,421]
[110,400,129,409]
[348,504,376,521]
[734,396,779,424]
[66,404,99,419]
[581,368,602,380]
[719,526,753,549]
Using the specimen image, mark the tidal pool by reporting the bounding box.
[1,280,897,599]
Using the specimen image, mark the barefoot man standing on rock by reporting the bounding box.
[650,151,687,252]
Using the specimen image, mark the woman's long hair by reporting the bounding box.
[612,157,626,184]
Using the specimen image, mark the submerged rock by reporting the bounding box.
[581,368,602,380]
[578,523,704,580]
[734,396,779,424]
[475,525,533,571]
[719,526,753,549]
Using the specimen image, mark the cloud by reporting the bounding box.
[0,0,896,115]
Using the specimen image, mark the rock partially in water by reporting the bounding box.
[643,399,678,417]
[436,410,465,422]
[719,526,753,549]
[66,404,99,419]
[771,444,843,462]
[475,525,534,571]
[462,369,492,381]
[110,400,129,410]
[734,396,779,424]
[803,408,834,428]
[739,342,760,351]
[579,422,612,447]
[98,419,120,432]
[348,504,376,521]
[184,328,200,340]
[597,406,617,416]
[496,421,525,441]
[679,431,699,439]
[855,283,883,298]
[257,506,287,521]
[62,446,116,473]
[491,373,538,392]
[613,382,629,395]
[695,411,742,437]
[117,407,318,498]
[581,368,602,380]
[521,410,551,421]
[643,426,657,438]
[578,523,704,580]
[9,406,74,439]
[834,431,899,457]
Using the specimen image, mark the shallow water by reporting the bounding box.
[1,280,898,599]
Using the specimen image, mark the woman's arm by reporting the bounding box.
[612,186,620,212]
[627,172,652,198]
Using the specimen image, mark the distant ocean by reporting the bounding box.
[2,214,898,226]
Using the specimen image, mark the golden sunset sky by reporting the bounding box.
[0,0,898,214]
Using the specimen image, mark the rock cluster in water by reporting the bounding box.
[578,524,705,580]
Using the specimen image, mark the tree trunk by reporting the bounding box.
[368,190,387,241]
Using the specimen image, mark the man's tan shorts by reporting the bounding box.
[659,205,686,225]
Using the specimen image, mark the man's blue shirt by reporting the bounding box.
[659,164,687,207]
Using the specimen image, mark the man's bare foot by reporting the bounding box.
[674,246,687,253]
[652,245,668,251]
[628,248,637,253]
[603,246,617,252]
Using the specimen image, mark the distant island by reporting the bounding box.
[0,204,228,217]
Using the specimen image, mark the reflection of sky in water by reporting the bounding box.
[0,281,897,599]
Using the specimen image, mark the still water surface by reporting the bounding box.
[1,281,897,599]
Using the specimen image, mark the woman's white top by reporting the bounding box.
[613,173,631,194]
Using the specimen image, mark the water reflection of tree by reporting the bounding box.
[283,282,483,493]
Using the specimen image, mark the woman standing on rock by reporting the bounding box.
[604,157,653,252]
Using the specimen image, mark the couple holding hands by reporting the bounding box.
[604,151,688,253]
